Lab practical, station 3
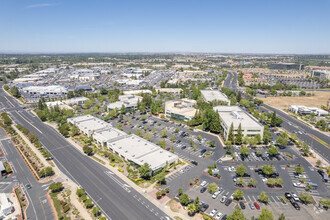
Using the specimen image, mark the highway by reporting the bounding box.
[0,85,171,220]
[260,104,330,163]
[223,71,238,91]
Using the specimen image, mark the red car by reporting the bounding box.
[130,125,134,128]
[123,123,128,125]
[254,202,260,210]
[166,148,170,151]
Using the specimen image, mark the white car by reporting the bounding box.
[200,181,207,187]
[228,166,236,172]
[262,178,268,182]
[220,195,227,203]
[180,169,184,174]
[209,209,217,217]
[298,174,307,178]
[291,193,300,202]
[293,182,306,188]
[215,212,222,220]
[212,191,221,199]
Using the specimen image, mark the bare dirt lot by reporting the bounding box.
[259,91,330,109]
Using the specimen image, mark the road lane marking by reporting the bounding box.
[15,112,43,134]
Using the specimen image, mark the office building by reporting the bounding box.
[67,115,110,136]
[269,63,304,70]
[213,106,264,139]
[165,98,197,122]
[22,85,68,98]
[311,70,330,80]
[107,95,142,111]
[201,90,230,105]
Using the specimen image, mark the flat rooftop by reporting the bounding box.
[68,115,110,131]
[108,135,178,171]
[165,99,196,118]
[201,90,229,102]
[94,127,127,143]
[213,106,263,129]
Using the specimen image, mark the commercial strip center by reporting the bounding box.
[67,115,179,173]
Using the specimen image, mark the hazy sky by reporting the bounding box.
[1,0,329,54]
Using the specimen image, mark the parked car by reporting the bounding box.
[212,191,221,199]
[209,209,217,217]
[285,192,292,200]
[291,192,300,202]
[254,202,260,210]
[249,202,255,210]
[181,145,187,150]
[292,201,301,210]
[191,161,198,165]
[225,198,232,206]
[239,202,246,209]
[215,212,222,220]
[200,181,207,187]
[200,202,209,212]
[221,214,227,220]
[200,187,207,193]
[220,196,227,203]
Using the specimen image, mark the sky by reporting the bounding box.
[0,0,330,54]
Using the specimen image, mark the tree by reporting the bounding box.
[120,104,126,115]
[157,139,166,148]
[258,192,270,204]
[230,97,237,105]
[49,182,63,193]
[117,123,123,130]
[275,178,283,186]
[267,178,276,187]
[138,163,152,179]
[197,135,202,141]
[160,129,168,138]
[256,150,262,156]
[178,188,182,196]
[278,213,285,220]
[236,164,247,177]
[258,209,274,220]
[227,123,234,143]
[58,123,70,136]
[207,182,219,194]
[135,129,143,137]
[302,143,310,156]
[10,86,21,98]
[235,123,243,145]
[248,178,257,187]
[236,91,242,103]
[76,188,85,197]
[276,136,288,147]
[92,206,101,217]
[299,193,313,204]
[194,197,201,212]
[171,135,176,142]
[233,189,244,200]
[174,128,180,133]
[262,165,274,176]
[179,193,190,206]
[237,177,244,186]
[320,198,330,209]
[267,146,278,156]
[70,125,79,137]
[187,204,196,215]
[210,112,221,133]
[227,208,246,220]
[226,144,234,154]
[84,198,94,208]
[67,91,74,99]
[295,165,305,174]
[83,146,93,155]
[240,146,249,157]
[316,160,322,167]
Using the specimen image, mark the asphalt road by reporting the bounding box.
[0,127,55,220]
[223,71,238,91]
[0,85,171,220]
[259,104,330,163]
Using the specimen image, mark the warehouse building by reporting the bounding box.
[107,95,142,111]
[289,105,328,116]
[93,127,127,147]
[22,85,68,98]
[107,135,179,173]
[62,97,89,105]
[213,106,264,140]
[165,98,197,122]
[67,115,110,136]
[201,90,230,105]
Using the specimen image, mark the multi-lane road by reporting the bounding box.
[0,127,55,220]
[0,84,171,220]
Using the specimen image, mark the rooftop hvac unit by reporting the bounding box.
[232,111,240,119]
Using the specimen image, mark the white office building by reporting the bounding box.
[107,135,179,173]
[93,127,127,147]
[107,95,142,111]
[22,85,68,98]
[213,106,264,140]
[201,90,230,105]
[0,194,13,216]
[289,105,328,116]
[67,115,110,136]
[62,97,89,105]
[165,98,197,122]
[311,70,330,80]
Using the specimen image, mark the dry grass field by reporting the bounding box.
[259,91,329,109]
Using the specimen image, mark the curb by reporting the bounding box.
[13,186,28,220]
[46,190,57,220]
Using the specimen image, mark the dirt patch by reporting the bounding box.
[259,91,330,109]
[167,199,180,213]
